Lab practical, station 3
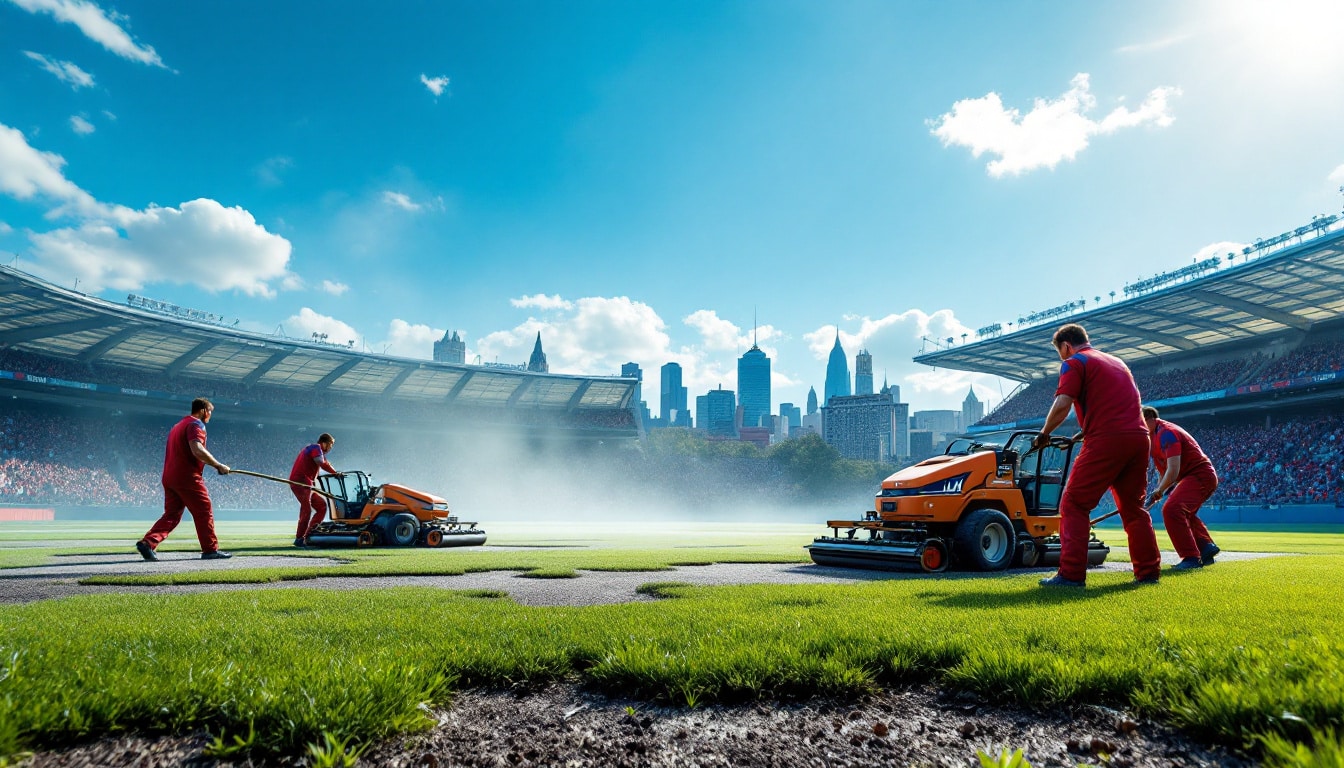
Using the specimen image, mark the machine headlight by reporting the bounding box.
[918,473,970,495]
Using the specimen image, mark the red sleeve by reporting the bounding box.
[1055,355,1084,399]
[319,460,337,474]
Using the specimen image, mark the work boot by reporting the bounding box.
[201,550,233,560]
[1134,575,1160,585]
[136,540,158,562]
[1039,574,1085,588]
[1171,557,1203,571]
[293,538,307,549]
[1200,542,1220,565]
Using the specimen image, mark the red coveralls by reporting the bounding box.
[141,416,219,553]
[1055,346,1162,582]
[1150,419,1219,560]
[290,443,336,540]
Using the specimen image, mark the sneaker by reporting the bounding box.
[1200,542,1220,565]
[1039,575,1085,588]
[1171,557,1203,571]
[136,540,158,562]
[293,538,307,548]
[201,550,233,560]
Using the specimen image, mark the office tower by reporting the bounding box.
[962,386,985,427]
[527,332,549,373]
[737,343,771,428]
[433,330,466,364]
[824,331,851,405]
[854,349,873,395]
[660,362,690,426]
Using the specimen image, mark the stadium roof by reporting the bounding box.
[0,267,635,411]
[915,227,1344,381]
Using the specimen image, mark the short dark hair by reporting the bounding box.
[1141,406,1159,420]
[1052,324,1089,348]
[191,397,213,414]
[318,433,334,444]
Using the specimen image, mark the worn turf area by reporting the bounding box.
[2,549,1343,764]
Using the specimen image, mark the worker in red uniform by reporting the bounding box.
[136,398,232,561]
[1035,324,1162,587]
[290,433,337,547]
[1142,406,1220,570]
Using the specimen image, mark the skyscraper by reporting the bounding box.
[660,362,689,426]
[822,393,900,462]
[854,349,873,395]
[433,330,466,364]
[806,386,818,415]
[962,386,985,428]
[824,331,851,405]
[621,363,646,427]
[737,343,771,428]
[701,386,737,437]
[527,333,548,373]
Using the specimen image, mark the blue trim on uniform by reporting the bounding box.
[1159,429,1179,451]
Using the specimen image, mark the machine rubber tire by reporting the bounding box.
[424,529,444,548]
[1013,537,1042,568]
[381,513,419,547]
[954,508,1016,571]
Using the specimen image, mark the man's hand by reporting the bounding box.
[215,463,231,475]
[1145,490,1161,508]
[1032,431,1051,450]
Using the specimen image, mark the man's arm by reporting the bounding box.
[1034,394,1075,448]
[1147,456,1181,506]
[190,440,230,475]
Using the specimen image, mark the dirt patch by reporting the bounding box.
[25,682,1252,767]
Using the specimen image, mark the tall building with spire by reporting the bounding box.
[854,349,873,395]
[737,341,771,429]
[526,332,549,373]
[824,331,851,405]
[433,330,466,364]
[806,386,819,415]
[962,386,985,428]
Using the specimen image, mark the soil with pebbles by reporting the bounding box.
[25,682,1253,767]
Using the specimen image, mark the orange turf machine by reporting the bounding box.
[806,431,1110,572]
[304,470,486,548]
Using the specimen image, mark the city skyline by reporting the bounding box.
[2,1,1342,419]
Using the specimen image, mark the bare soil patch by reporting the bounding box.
[26,682,1252,767]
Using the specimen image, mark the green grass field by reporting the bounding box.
[2,521,1343,765]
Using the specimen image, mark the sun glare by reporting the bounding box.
[1216,0,1344,78]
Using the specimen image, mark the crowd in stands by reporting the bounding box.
[1193,415,1344,505]
[976,338,1344,428]
[1259,339,1344,382]
[1130,357,1258,402]
[976,379,1058,426]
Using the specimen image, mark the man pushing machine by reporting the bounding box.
[1035,324,1162,588]
[291,433,337,548]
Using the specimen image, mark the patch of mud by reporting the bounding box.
[25,683,1252,767]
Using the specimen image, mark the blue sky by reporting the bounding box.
[2,0,1343,417]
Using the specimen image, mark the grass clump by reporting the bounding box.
[635,581,693,598]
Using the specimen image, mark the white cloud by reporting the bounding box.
[683,309,783,357]
[1330,164,1344,184]
[283,308,361,347]
[7,0,166,68]
[0,120,110,218]
[101,109,116,121]
[479,296,674,375]
[0,221,12,235]
[1116,33,1193,54]
[23,51,94,88]
[69,115,94,135]
[254,155,292,187]
[382,318,443,357]
[320,279,350,296]
[419,73,450,97]
[381,190,432,212]
[511,293,573,311]
[930,74,1181,177]
[28,199,295,297]
[0,120,307,297]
